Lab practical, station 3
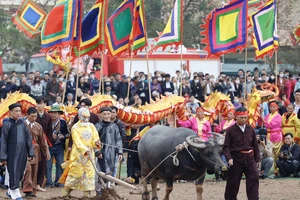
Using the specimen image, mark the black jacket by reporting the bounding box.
[161,81,174,95]
[279,143,300,161]
[65,81,76,100]
[18,84,31,94]
[116,82,130,99]
[179,85,191,96]
[136,81,149,99]
[190,81,203,99]
[234,83,243,97]
[113,118,126,139]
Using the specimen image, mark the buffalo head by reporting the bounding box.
[186,133,227,173]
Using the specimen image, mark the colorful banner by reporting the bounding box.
[150,0,183,53]
[41,0,81,52]
[250,0,278,60]
[105,0,135,58]
[200,0,248,58]
[71,0,83,49]
[73,0,107,56]
[291,24,300,46]
[129,0,147,54]
[12,0,47,38]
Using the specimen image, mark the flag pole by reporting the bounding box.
[98,50,105,94]
[275,0,278,86]
[127,45,133,101]
[75,48,80,103]
[98,49,101,93]
[244,47,248,100]
[145,46,152,103]
[179,45,183,96]
[179,0,184,97]
[75,0,83,103]
[275,50,278,86]
[62,71,69,104]
[101,57,104,94]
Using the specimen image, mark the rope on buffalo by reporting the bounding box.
[129,150,178,194]
[100,142,139,153]
[172,141,189,166]
[173,141,223,168]
[173,141,200,167]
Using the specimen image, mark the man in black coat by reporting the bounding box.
[116,75,130,99]
[65,74,76,102]
[276,133,300,177]
[161,74,174,96]
[17,77,31,94]
[190,76,203,101]
[136,75,149,104]
[0,103,34,199]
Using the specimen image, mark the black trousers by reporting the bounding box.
[276,159,300,176]
[225,156,259,200]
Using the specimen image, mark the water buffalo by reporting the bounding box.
[138,125,226,200]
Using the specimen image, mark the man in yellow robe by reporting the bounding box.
[62,107,100,198]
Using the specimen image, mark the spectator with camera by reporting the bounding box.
[256,129,274,179]
[276,133,300,177]
[46,105,69,187]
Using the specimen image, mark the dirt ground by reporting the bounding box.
[0,178,299,200]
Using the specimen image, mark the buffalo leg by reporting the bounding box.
[195,184,204,200]
[195,171,206,200]
[141,162,150,200]
[151,177,159,200]
[163,179,173,200]
[141,176,150,200]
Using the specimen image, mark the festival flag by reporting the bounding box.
[249,0,278,60]
[129,0,147,54]
[150,0,183,53]
[73,0,108,57]
[200,0,248,58]
[41,0,81,52]
[12,0,47,38]
[72,0,83,48]
[105,0,135,58]
[290,24,300,46]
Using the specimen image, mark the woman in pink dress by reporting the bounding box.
[177,107,211,140]
[261,101,283,175]
[214,108,236,133]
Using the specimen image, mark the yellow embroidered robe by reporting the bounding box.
[65,121,100,191]
[282,113,300,142]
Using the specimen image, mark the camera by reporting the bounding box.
[282,150,290,157]
[257,135,266,144]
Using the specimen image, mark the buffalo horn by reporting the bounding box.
[209,132,225,146]
[186,135,206,149]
